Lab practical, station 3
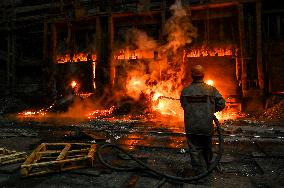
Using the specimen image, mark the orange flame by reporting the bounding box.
[57,52,97,90]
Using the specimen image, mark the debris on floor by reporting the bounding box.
[261,100,284,121]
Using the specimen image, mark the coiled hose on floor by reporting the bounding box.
[97,115,223,184]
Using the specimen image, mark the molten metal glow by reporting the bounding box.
[124,71,244,121]
[115,49,158,60]
[186,46,235,57]
[152,92,162,101]
[125,75,183,118]
[87,106,115,119]
[206,80,214,86]
[70,81,77,88]
[56,52,97,63]
[215,108,244,122]
[57,52,97,91]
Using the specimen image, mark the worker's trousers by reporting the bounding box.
[186,134,213,174]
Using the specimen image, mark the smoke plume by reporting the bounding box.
[111,0,198,117]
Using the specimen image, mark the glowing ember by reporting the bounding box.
[206,80,214,86]
[87,106,115,119]
[70,80,77,88]
[215,108,244,122]
[18,102,56,117]
[20,110,47,117]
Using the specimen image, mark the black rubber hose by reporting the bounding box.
[97,115,223,182]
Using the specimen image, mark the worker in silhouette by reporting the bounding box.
[180,64,226,175]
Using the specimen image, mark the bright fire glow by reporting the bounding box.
[19,110,47,117]
[17,2,244,123]
[186,46,236,57]
[152,92,162,101]
[215,108,244,122]
[115,49,159,60]
[124,71,244,122]
[56,52,97,63]
[87,106,115,119]
[206,80,214,86]
[57,52,97,91]
[70,81,77,88]
[125,74,184,118]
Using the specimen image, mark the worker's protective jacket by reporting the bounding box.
[180,80,226,135]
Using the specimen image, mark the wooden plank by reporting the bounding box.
[38,148,89,155]
[56,143,71,160]
[42,143,92,146]
[0,152,26,163]
[0,148,16,155]
[87,144,96,166]
[22,144,45,166]
[21,143,46,176]
[0,158,26,165]
[0,148,27,166]
[21,143,96,177]
[41,154,85,160]
[21,156,88,168]
[26,165,90,177]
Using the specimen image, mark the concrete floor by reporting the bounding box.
[0,115,284,188]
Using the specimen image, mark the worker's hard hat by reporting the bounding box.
[191,64,205,77]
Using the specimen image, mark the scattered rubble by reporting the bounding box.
[0,128,38,138]
[260,100,284,121]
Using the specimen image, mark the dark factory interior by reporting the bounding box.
[0,0,284,187]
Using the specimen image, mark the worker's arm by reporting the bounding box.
[214,88,226,112]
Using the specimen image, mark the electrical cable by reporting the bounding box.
[97,115,224,183]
